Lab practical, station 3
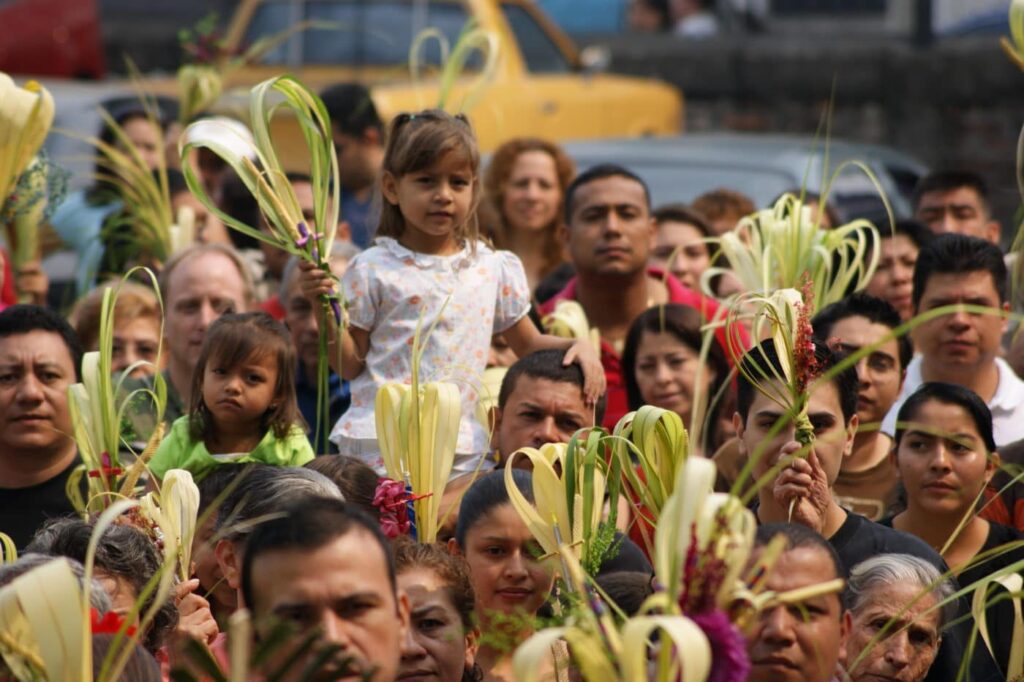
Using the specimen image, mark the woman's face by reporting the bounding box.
[107,316,161,378]
[895,399,995,516]
[502,150,561,234]
[119,116,162,172]
[397,567,477,682]
[845,582,941,682]
[455,504,554,622]
[865,234,918,322]
[651,221,711,290]
[633,330,712,426]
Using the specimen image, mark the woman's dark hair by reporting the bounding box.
[26,519,177,654]
[189,312,304,443]
[455,469,532,549]
[91,634,162,681]
[594,571,654,617]
[894,382,996,454]
[621,304,730,453]
[482,138,575,278]
[304,455,380,520]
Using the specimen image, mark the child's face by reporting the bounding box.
[382,150,475,255]
[202,351,280,433]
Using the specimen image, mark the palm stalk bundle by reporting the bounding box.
[375,316,461,545]
[409,20,501,112]
[504,433,622,577]
[65,275,167,513]
[705,191,880,308]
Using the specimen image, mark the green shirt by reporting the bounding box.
[148,416,315,482]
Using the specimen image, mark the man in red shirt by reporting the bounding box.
[540,164,740,428]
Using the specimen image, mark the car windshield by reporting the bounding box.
[246,0,475,68]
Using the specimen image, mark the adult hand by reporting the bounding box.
[772,441,831,534]
[15,261,48,306]
[174,578,219,646]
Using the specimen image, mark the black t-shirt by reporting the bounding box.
[0,458,81,550]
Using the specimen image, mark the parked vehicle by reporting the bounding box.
[560,132,929,224]
[217,0,682,156]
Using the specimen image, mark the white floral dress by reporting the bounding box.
[331,237,531,474]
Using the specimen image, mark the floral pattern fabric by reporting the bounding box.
[331,237,531,472]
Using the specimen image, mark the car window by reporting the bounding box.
[245,0,472,67]
[500,4,570,73]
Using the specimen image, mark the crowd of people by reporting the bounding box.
[1,75,1023,682]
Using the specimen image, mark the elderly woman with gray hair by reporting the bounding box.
[842,553,954,682]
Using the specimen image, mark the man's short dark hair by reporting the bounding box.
[911,233,1007,310]
[755,522,848,607]
[735,339,859,425]
[563,164,651,225]
[241,496,395,612]
[812,293,912,371]
[320,83,383,137]
[913,170,991,215]
[0,305,83,380]
[498,348,606,425]
[876,219,934,251]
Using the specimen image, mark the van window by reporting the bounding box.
[500,4,570,73]
[245,0,472,67]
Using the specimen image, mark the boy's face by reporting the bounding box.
[826,316,904,426]
[734,379,856,488]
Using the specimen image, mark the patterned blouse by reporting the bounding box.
[330,237,531,472]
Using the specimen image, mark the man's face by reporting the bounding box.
[284,268,320,372]
[251,531,409,682]
[0,330,76,456]
[827,316,903,426]
[865,234,918,321]
[915,187,999,243]
[747,546,850,682]
[164,251,249,375]
[735,379,856,488]
[493,376,593,458]
[911,271,1006,371]
[333,129,380,191]
[563,175,654,278]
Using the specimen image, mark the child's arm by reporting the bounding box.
[502,316,606,405]
[297,260,369,381]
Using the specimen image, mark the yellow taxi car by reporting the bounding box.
[217,0,682,160]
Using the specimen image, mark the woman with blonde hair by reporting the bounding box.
[72,280,163,378]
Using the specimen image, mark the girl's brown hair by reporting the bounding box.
[482,138,576,276]
[377,109,481,250]
[188,312,303,442]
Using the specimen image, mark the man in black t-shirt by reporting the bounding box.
[733,340,1001,682]
[0,306,83,548]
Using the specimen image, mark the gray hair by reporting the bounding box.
[214,465,344,542]
[278,241,363,303]
[0,554,113,613]
[847,554,956,628]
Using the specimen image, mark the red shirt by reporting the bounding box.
[539,268,746,429]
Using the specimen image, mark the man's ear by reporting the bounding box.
[363,126,381,147]
[1002,301,1011,335]
[447,537,462,557]
[214,539,240,590]
[844,414,859,457]
[380,171,400,206]
[838,609,852,663]
[986,220,1001,246]
[732,412,746,456]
